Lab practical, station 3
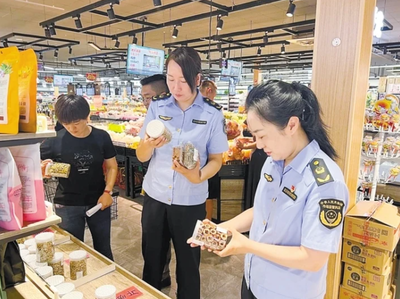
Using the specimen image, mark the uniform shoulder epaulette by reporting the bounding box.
[309,158,334,186]
[203,97,222,110]
[152,93,171,101]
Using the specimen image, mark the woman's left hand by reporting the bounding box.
[172,159,202,184]
[213,228,250,257]
[98,192,113,210]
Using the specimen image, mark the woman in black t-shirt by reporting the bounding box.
[41,95,118,260]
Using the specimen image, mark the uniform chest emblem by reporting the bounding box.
[319,199,344,229]
[159,115,173,121]
[264,173,273,182]
[309,158,334,186]
[282,185,297,201]
[192,119,207,125]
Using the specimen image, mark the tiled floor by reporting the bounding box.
[84,196,245,299]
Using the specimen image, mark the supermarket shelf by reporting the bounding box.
[0,215,61,244]
[364,129,400,134]
[361,152,400,161]
[0,131,56,147]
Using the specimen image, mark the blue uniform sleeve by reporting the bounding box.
[301,180,349,253]
[207,111,229,154]
[139,101,156,139]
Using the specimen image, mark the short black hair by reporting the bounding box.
[166,47,201,92]
[55,94,90,124]
[140,74,169,94]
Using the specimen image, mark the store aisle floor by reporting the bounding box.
[84,197,245,299]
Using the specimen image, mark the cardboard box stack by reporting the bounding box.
[339,201,400,299]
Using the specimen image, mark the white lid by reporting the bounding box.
[20,249,29,257]
[146,120,165,138]
[22,254,37,264]
[35,232,54,243]
[36,266,53,277]
[45,275,65,286]
[27,262,38,270]
[51,252,64,263]
[95,285,117,298]
[36,261,48,267]
[69,250,87,261]
[56,283,75,296]
[18,243,25,250]
[62,291,84,299]
[24,239,36,248]
[28,245,37,254]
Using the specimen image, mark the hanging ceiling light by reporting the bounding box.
[281,44,286,54]
[44,27,51,38]
[206,52,210,60]
[172,26,178,39]
[114,38,120,48]
[107,4,116,19]
[383,47,387,55]
[88,41,101,51]
[286,0,296,17]
[90,59,94,64]
[217,43,222,51]
[54,49,58,58]
[216,15,223,31]
[49,24,56,36]
[222,51,226,58]
[263,32,269,44]
[132,34,138,44]
[73,60,77,66]
[153,0,162,6]
[74,15,83,29]
[102,58,106,64]
[2,40,8,48]
[68,46,72,55]
[39,52,43,60]
[257,46,262,56]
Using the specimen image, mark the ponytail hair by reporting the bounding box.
[245,80,338,160]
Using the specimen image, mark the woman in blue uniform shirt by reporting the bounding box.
[136,47,228,299]
[190,80,349,299]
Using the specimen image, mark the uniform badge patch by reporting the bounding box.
[309,158,334,186]
[223,119,227,134]
[282,186,297,201]
[264,173,273,182]
[192,119,207,125]
[159,115,173,121]
[319,199,344,229]
[152,93,171,101]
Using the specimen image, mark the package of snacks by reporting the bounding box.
[18,49,37,132]
[0,47,20,134]
[45,162,71,178]
[0,148,23,230]
[172,142,199,169]
[191,220,229,251]
[9,143,46,221]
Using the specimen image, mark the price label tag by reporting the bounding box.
[116,286,143,299]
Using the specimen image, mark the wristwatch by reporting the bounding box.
[103,190,112,195]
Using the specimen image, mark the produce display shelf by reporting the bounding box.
[0,132,56,147]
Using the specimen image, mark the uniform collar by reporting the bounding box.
[286,140,320,174]
[163,90,204,110]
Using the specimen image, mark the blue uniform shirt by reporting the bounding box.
[139,91,228,206]
[245,140,349,299]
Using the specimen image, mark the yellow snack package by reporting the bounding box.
[18,49,37,133]
[0,47,20,134]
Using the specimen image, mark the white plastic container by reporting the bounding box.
[18,243,25,250]
[36,266,53,279]
[95,285,117,299]
[20,249,29,258]
[48,252,64,276]
[22,254,36,264]
[28,245,37,254]
[62,291,84,299]
[35,261,48,267]
[69,250,87,280]
[45,275,65,286]
[56,283,75,297]
[24,238,35,249]
[35,232,55,263]
[146,119,172,143]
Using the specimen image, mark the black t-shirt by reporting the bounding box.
[41,126,116,206]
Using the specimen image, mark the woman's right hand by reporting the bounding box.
[41,159,53,178]
[144,134,168,149]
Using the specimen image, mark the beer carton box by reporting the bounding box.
[339,286,392,299]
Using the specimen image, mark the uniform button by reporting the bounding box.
[177,128,181,132]
[168,198,171,202]
[263,220,266,226]
[168,185,172,189]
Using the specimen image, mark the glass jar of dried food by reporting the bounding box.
[48,252,64,276]
[35,232,55,263]
[69,250,87,280]
[146,120,172,143]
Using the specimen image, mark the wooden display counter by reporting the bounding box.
[6,280,48,299]
[16,226,170,299]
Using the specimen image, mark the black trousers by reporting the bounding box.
[241,277,257,299]
[141,194,206,299]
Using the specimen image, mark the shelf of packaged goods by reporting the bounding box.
[364,129,400,134]
[361,152,400,161]
[0,215,61,244]
[0,132,56,148]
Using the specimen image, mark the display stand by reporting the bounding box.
[0,131,61,299]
